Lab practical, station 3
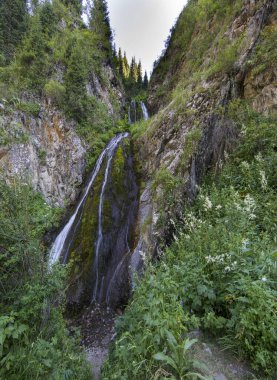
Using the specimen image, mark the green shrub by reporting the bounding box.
[44,80,66,107]
[17,101,40,116]
[0,180,91,379]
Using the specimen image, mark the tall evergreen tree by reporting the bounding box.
[130,57,138,82]
[118,47,124,76]
[65,39,87,120]
[60,0,82,15]
[123,51,130,79]
[137,60,143,85]
[90,0,112,51]
[0,0,28,64]
[143,71,149,89]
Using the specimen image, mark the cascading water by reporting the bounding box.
[49,132,138,309]
[92,142,120,302]
[128,100,149,123]
[128,99,137,124]
[141,101,149,120]
[49,133,128,267]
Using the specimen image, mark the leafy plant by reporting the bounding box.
[153,332,210,380]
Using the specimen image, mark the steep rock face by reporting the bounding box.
[134,0,276,258]
[0,105,85,207]
[65,138,138,309]
[0,63,124,207]
[87,64,125,116]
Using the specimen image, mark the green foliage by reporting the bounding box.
[61,0,82,15]
[248,24,277,76]
[130,118,151,140]
[150,0,244,108]
[104,105,277,377]
[0,180,91,379]
[153,334,210,380]
[178,127,202,172]
[44,80,66,107]
[89,0,112,51]
[17,101,41,116]
[17,12,50,91]
[0,0,28,64]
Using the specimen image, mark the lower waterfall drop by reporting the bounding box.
[49,132,138,309]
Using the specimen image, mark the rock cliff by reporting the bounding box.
[0,65,124,207]
[133,0,276,261]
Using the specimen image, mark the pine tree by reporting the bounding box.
[130,57,138,82]
[137,61,143,86]
[65,39,87,120]
[118,48,124,77]
[90,0,112,51]
[60,0,82,15]
[143,71,149,89]
[0,0,28,63]
[123,51,130,79]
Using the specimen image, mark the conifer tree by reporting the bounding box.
[123,51,130,79]
[130,57,138,82]
[90,0,112,51]
[65,40,87,120]
[60,0,82,15]
[137,61,143,86]
[118,48,124,76]
[143,71,149,89]
[0,0,28,63]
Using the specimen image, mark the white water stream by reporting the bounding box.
[141,101,149,120]
[48,133,128,267]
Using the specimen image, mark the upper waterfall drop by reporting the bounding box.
[141,101,149,120]
[128,100,149,124]
[48,133,129,268]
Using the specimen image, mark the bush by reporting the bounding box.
[0,180,91,379]
[17,101,40,116]
[44,80,66,107]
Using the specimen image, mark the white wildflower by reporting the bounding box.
[224,266,231,272]
[244,194,256,213]
[241,161,250,171]
[260,170,267,190]
[203,196,212,211]
[255,153,263,163]
[261,277,267,282]
[241,239,249,251]
[216,204,222,210]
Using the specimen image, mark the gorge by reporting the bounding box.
[0,0,276,379]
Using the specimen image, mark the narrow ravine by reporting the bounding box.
[48,130,143,377]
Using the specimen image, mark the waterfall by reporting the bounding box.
[48,133,128,267]
[92,141,120,301]
[128,100,149,124]
[141,101,149,121]
[128,100,137,124]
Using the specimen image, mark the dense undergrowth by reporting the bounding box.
[0,181,91,379]
[102,102,277,379]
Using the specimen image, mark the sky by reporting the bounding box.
[107,0,188,76]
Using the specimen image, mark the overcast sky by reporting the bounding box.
[107,0,188,75]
